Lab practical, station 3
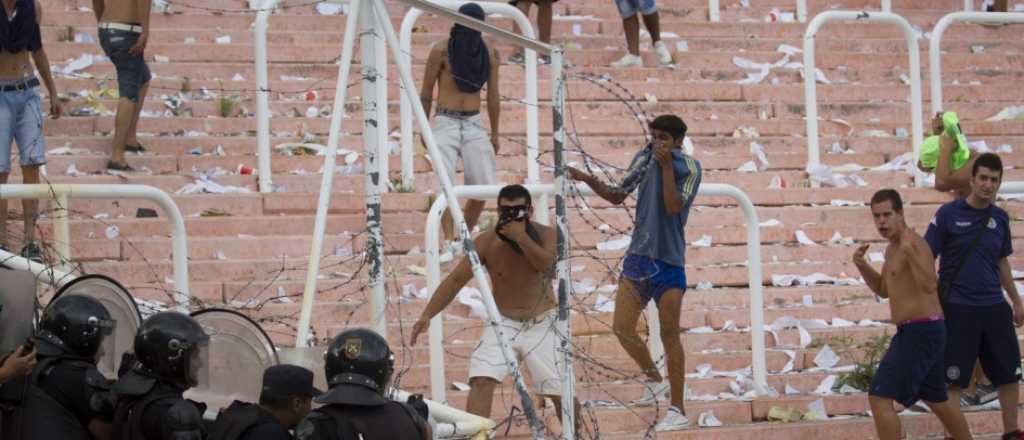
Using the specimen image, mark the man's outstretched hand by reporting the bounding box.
[410,318,430,345]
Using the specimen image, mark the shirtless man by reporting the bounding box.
[92,0,151,170]
[853,189,973,440]
[0,0,60,260]
[420,2,501,244]
[410,184,578,429]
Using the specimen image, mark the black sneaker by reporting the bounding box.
[20,242,42,263]
[976,383,999,404]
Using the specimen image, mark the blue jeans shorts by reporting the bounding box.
[0,79,47,173]
[620,254,686,306]
[615,0,657,18]
[98,27,152,102]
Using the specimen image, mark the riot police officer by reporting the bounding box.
[17,294,117,440]
[295,328,430,440]
[111,311,209,440]
[209,364,321,440]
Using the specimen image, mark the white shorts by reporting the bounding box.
[468,310,562,396]
[431,113,497,193]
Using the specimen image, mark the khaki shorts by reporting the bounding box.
[468,310,562,396]
[431,113,497,192]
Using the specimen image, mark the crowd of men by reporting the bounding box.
[1,0,1022,438]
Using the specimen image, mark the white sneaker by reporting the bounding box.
[631,380,669,406]
[653,40,673,66]
[655,406,690,432]
[610,53,643,68]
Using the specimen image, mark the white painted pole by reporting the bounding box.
[881,0,891,12]
[295,0,363,348]
[254,0,275,193]
[708,0,720,21]
[52,192,71,273]
[425,195,448,403]
[551,47,575,440]
[361,0,388,338]
[797,0,807,22]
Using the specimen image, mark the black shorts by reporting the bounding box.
[943,302,1023,388]
[869,320,948,407]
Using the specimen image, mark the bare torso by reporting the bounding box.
[434,39,498,113]
[880,231,944,323]
[0,0,35,80]
[477,224,557,321]
[99,0,143,24]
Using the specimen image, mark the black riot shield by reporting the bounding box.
[50,275,142,378]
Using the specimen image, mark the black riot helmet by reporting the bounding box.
[133,312,210,388]
[36,294,115,360]
[316,328,394,407]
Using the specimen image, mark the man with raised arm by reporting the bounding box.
[420,2,501,247]
[566,114,701,432]
[409,184,579,431]
[853,189,973,440]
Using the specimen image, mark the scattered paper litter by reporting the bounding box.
[814,375,837,395]
[215,250,227,260]
[830,199,864,207]
[456,287,488,319]
[105,225,119,239]
[696,281,714,290]
[832,317,855,327]
[65,163,83,177]
[785,384,801,395]
[153,54,170,63]
[62,53,95,75]
[593,294,615,313]
[698,411,723,427]
[215,35,232,44]
[827,231,854,246]
[750,142,770,171]
[451,381,471,391]
[805,398,828,420]
[776,350,796,374]
[232,73,246,81]
[988,106,1024,121]
[839,384,860,394]
[175,176,251,195]
[691,234,712,248]
[795,230,817,246]
[814,345,840,369]
[316,2,346,14]
[676,40,689,52]
[596,235,631,251]
[869,252,884,262]
[736,161,758,172]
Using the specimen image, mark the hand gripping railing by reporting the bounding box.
[804,11,924,186]
[423,183,769,403]
[929,11,1024,115]
[0,184,191,311]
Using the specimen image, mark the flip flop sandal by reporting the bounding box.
[107,160,135,171]
[125,143,147,153]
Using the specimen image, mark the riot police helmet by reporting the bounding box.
[36,294,115,360]
[133,312,209,388]
[316,328,394,406]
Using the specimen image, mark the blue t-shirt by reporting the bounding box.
[611,144,702,268]
[924,198,1013,306]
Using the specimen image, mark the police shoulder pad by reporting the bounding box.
[84,365,112,390]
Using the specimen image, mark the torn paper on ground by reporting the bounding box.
[594,294,615,313]
[698,411,723,427]
[696,281,713,290]
[691,234,712,247]
[785,384,801,395]
[759,219,782,227]
[767,316,812,348]
[827,231,854,246]
[988,106,1024,121]
[775,350,796,374]
[62,53,95,75]
[175,176,251,195]
[814,345,840,369]
[805,398,828,420]
[737,161,758,172]
[830,199,864,207]
[596,235,631,251]
[456,287,488,319]
[795,230,817,246]
[105,225,119,239]
[814,375,837,395]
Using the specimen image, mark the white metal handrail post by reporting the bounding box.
[881,0,891,12]
[423,183,770,399]
[295,0,363,348]
[371,0,549,437]
[549,46,574,440]
[0,184,191,310]
[254,0,276,193]
[1000,182,1024,194]
[804,11,923,186]
[362,1,388,337]
[929,12,1024,115]
[398,1,542,195]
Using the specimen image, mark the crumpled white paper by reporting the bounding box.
[175,176,251,195]
[698,411,723,427]
[814,375,837,395]
[597,235,631,251]
[759,219,782,227]
[795,230,818,246]
[988,105,1024,121]
[750,142,770,171]
[456,287,488,319]
[62,53,95,75]
[785,384,801,395]
[737,161,758,172]
[814,345,840,369]
[696,281,714,290]
[691,234,713,247]
[105,225,119,239]
[827,231,854,246]
[594,294,615,313]
[806,398,829,420]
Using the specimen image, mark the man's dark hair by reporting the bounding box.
[648,114,687,141]
[972,152,1003,178]
[259,392,296,410]
[498,184,532,205]
[870,189,903,212]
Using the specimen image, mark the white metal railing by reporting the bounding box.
[0,184,191,311]
[399,1,541,191]
[254,0,389,193]
[422,183,769,403]
[710,0,898,22]
[929,12,1024,115]
[804,11,923,186]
